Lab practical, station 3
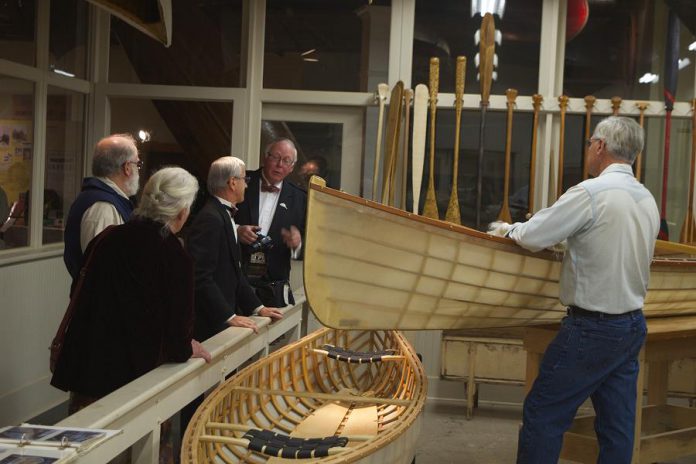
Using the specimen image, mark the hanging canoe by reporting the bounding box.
[87,0,172,46]
[182,328,426,463]
[303,176,696,331]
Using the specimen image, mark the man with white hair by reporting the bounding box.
[63,134,141,279]
[489,116,659,463]
[186,155,283,341]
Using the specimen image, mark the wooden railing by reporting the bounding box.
[55,291,307,463]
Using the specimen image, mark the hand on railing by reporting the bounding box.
[191,339,211,363]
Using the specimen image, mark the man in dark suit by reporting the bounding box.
[186,156,283,342]
[236,139,307,290]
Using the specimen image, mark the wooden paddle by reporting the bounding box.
[497,88,517,223]
[411,84,428,214]
[381,81,404,205]
[557,95,569,199]
[400,88,414,210]
[680,98,696,244]
[611,96,622,116]
[422,57,440,220]
[635,102,649,181]
[372,83,389,200]
[445,56,466,224]
[528,94,543,215]
[475,13,496,229]
[582,95,596,180]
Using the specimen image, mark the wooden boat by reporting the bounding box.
[303,176,696,331]
[182,328,426,463]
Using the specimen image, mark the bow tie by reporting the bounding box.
[224,204,238,217]
[261,183,280,193]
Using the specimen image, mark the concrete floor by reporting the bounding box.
[415,394,696,463]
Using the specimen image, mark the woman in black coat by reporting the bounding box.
[51,167,211,412]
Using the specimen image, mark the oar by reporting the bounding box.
[680,98,696,244]
[497,88,517,223]
[528,94,543,215]
[382,81,404,205]
[400,88,414,210]
[611,96,622,116]
[475,13,496,229]
[421,57,440,220]
[659,9,680,241]
[582,95,596,180]
[445,56,466,224]
[557,95,569,199]
[372,83,389,200]
[411,84,428,214]
[635,102,649,181]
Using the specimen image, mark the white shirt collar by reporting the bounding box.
[99,177,129,199]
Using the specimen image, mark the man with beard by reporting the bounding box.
[63,134,141,280]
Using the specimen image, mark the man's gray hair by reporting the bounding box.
[92,134,138,177]
[265,138,298,162]
[134,167,199,226]
[207,156,246,194]
[592,116,644,164]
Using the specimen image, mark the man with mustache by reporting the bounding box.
[63,133,141,280]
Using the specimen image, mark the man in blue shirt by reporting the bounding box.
[490,116,659,464]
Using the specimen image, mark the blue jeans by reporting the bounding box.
[516,311,647,464]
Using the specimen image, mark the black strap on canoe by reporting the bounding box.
[243,428,348,458]
[320,344,397,363]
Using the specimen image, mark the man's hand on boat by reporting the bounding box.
[488,220,567,253]
[487,220,512,237]
[191,339,212,363]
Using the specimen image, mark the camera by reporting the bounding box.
[250,232,274,252]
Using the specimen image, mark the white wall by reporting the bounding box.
[0,255,70,424]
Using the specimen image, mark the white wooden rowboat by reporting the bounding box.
[182,328,426,463]
[304,177,696,330]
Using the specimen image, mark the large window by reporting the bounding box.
[264,0,391,92]
[49,0,88,79]
[109,98,233,191]
[0,0,36,66]
[43,87,86,245]
[0,77,34,250]
[412,1,542,96]
[109,0,243,87]
[563,1,695,101]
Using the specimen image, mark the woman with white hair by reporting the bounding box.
[51,166,211,414]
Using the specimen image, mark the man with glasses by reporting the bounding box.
[63,133,141,280]
[187,155,283,340]
[489,116,659,463]
[236,138,307,301]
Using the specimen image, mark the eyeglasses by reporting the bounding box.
[234,175,251,184]
[266,152,295,167]
[585,138,601,148]
[126,160,143,170]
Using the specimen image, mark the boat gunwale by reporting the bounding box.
[308,177,696,269]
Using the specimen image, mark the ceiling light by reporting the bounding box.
[301,48,316,57]
[138,130,151,142]
[638,73,659,84]
[52,68,75,78]
[302,58,319,62]
[689,41,696,51]
[678,58,691,70]
[471,0,506,18]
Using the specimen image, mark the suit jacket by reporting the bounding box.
[51,218,194,398]
[236,170,307,282]
[186,197,262,341]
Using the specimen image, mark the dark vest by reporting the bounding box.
[63,178,134,279]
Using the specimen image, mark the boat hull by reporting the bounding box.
[304,177,696,330]
[182,328,426,463]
